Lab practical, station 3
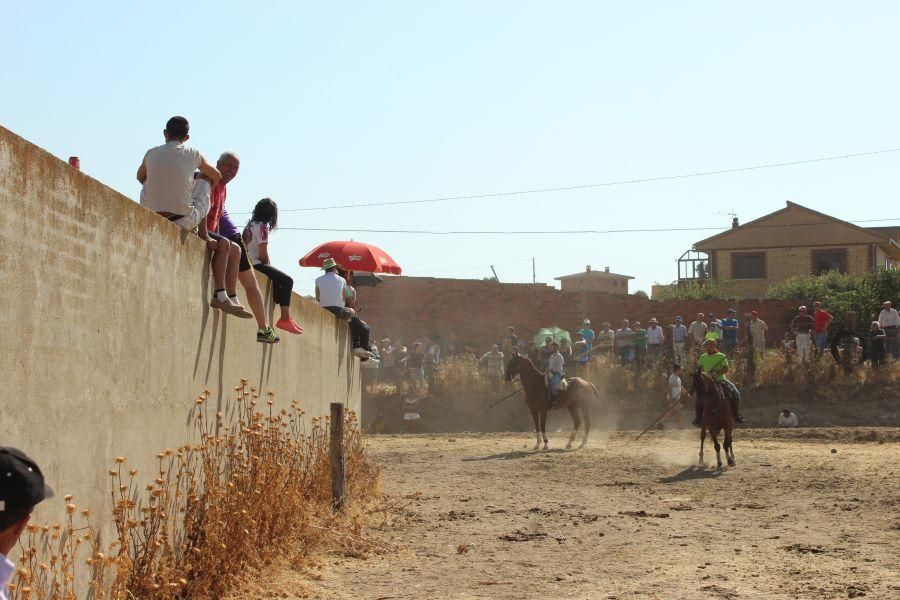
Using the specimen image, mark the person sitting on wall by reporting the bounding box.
[137,117,255,319]
[243,198,303,335]
[695,338,746,426]
[315,258,373,359]
[1,447,54,599]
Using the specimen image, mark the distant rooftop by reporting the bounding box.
[555,265,634,281]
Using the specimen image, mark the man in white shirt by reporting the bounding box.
[878,301,900,359]
[688,313,708,354]
[1,448,54,600]
[748,310,768,353]
[316,259,371,358]
[666,364,687,427]
[777,409,799,428]
[547,342,565,408]
[646,318,665,360]
[136,116,221,229]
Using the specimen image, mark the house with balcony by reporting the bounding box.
[677,201,900,298]
[555,265,634,295]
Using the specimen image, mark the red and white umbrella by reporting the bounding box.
[298,240,403,274]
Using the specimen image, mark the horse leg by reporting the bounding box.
[713,429,723,469]
[725,426,735,467]
[540,409,549,450]
[699,426,706,466]
[565,404,581,449]
[579,402,591,449]
[529,407,541,451]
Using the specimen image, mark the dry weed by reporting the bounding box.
[10,380,382,600]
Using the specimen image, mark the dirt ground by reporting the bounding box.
[259,428,899,600]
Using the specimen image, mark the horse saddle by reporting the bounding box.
[544,374,569,392]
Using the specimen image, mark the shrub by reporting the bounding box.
[10,381,382,600]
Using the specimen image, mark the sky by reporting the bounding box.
[3,2,899,297]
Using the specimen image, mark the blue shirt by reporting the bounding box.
[673,324,687,343]
[721,318,739,341]
[579,328,595,348]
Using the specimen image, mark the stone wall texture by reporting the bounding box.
[0,125,360,527]
[357,276,799,351]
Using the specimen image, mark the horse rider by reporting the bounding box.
[694,338,746,425]
[547,341,565,408]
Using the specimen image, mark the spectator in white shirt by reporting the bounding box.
[878,301,900,359]
[1,448,54,600]
[688,313,708,353]
[315,258,372,359]
[647,318,665,363]
[777,409,799,428]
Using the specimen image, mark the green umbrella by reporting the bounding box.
[533,327,572,347]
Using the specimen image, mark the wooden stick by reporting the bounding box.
[330,402,345,511]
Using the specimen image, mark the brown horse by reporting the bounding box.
[691,371,735,468]
[504,352,596,450]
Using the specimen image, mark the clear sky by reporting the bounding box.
[4,2,899,296]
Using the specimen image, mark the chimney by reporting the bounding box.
[586,265,591,272]
[732,217,739,229]
[604,266,610,273]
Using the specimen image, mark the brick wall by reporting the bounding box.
[357,276,798,352]
[714,244,872,298]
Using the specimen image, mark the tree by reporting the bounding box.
[633,290,649,298]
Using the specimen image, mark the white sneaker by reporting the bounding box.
[361,358,380,369]
[352,347,371,358]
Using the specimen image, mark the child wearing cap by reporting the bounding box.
[1,447,53,598]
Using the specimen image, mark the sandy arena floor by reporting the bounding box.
[275,428,899,599]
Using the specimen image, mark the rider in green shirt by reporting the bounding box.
[695,338,746,425]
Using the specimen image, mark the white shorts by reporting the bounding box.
[403,412,421,421]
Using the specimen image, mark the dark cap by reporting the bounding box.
[0,447,53,514]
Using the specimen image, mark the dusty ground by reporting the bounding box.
[263,428,899,599]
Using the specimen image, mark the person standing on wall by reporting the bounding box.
[790,306,815,364]
[206,151,280,343]
[877,301,900,360]
[1,447,54,600]
[243,198,303,335]
[315,258,373,359]
[812,301,834,356]
[868,321,887,368]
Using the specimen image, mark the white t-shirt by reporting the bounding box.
[316,271,347,308]
[878,308,900,328]
[243,221,270,266]
[141,141,202,215]
[548,351,565,373]
[667,373,682,400]
[778,412,799,427]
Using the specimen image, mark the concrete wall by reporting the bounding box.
[0,125,360,526]
[357,275,797,352]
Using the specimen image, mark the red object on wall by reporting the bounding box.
[299,240,402,274]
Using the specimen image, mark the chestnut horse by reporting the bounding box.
[691,371,735,468]
[504,352,596,450]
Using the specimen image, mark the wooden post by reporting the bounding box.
[330,402,345,511]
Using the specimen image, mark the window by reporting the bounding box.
[732,252,765,279]
[812,249,847,275]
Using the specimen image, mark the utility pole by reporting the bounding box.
[532,257,536,284]
[490,265,499,282]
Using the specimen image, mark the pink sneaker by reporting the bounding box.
[276,317,303,335]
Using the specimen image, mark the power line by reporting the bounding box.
[278,217,900,236]
[234,147,900,214]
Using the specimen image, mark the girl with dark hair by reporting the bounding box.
[243,198,303,335]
